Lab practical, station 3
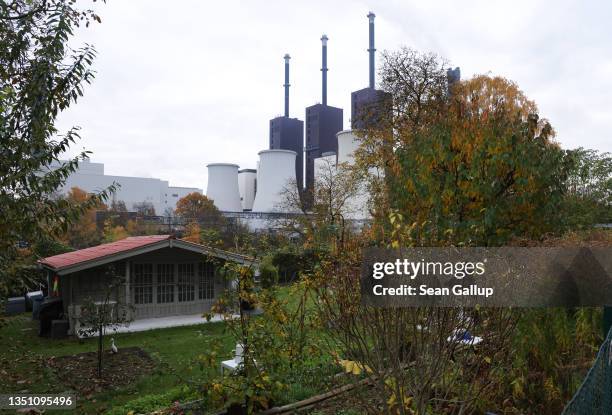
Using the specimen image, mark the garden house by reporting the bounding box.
[38,235,253,335]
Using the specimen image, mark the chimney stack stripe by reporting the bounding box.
[321,35,328,106]
[367,12,376,89]
[283,54,291,117]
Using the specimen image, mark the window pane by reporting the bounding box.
[198,262,214,300]
[157,264,174,304]
[133,263,153,304]
[178,263,195,302]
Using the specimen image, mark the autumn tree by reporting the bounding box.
[175,192,225,230]
[437,74,567,244]
[277,157,362,251]
[314,48,574,414]
[182,221,201,243]
[60,187,105,248]
[357,49,572,246]
[102,219,128,243]
[0,0,113,297]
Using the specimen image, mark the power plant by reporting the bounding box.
[304,34,343,196]
[269,54,304,192]
[350,12,392,130]
[204,11,455,226]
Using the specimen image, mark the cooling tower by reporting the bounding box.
[238,169,257,211]
[337,130,361,165]
[251,149,297,212]
[314,152,337,185]
[336,130,371,220]
[206,163,242,212]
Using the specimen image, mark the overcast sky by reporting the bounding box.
[57,0,612,190]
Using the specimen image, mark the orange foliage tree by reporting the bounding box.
[175,192,223,224]
[359,50,572,246]
[60,187,106,248]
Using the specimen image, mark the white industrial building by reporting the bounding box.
[48,159,202,215]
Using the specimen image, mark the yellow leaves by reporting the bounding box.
[338,359,372,375]
[385,376,414,412]
[387,393,413,410]
[511,376,525,398]
[212,382,224,394]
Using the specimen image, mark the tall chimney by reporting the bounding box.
[283,54,291,117]
[321,34,328,106]
[367,12,376,89]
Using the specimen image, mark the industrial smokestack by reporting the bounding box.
[321,34,328,106]
[367,12,376,89]
[283,54,291,117]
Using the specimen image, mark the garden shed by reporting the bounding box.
[38,235,253,334]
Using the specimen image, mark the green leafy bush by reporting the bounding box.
[105,386,198,415]
[259,257,279,289]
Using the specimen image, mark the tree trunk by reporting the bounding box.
[97,325,103,378]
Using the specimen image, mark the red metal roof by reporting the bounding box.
[39,235,172,271]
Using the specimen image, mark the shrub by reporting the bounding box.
[105,386,197,415]
[259,257,279,289]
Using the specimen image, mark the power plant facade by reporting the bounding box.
[305,34,343,195]
[270,116,303,191]
[350,12,392,130]
[351,87,391,130]
[305,103,343,193]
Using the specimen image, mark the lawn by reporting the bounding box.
[0,313,235,414]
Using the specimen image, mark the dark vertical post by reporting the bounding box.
[321,34,328,106]
[283,54,291,117]
[367,12,376,89]
[604,306,612,338]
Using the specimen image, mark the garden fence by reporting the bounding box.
[562,326,612,414]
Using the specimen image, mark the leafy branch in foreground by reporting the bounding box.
[0,0,114,297]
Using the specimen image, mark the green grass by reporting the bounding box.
[0,286,333,414]
[0,314,234,414]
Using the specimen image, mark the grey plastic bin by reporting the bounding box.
[26,291,44,311]
[6,297,26,315]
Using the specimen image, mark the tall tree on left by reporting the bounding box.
[0,0,115,298]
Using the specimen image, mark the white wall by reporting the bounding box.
[238,170,257,211]
[335,130,372,220]
[48,160,202,215]
[206,163,243,212]
[252,150,297,213]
